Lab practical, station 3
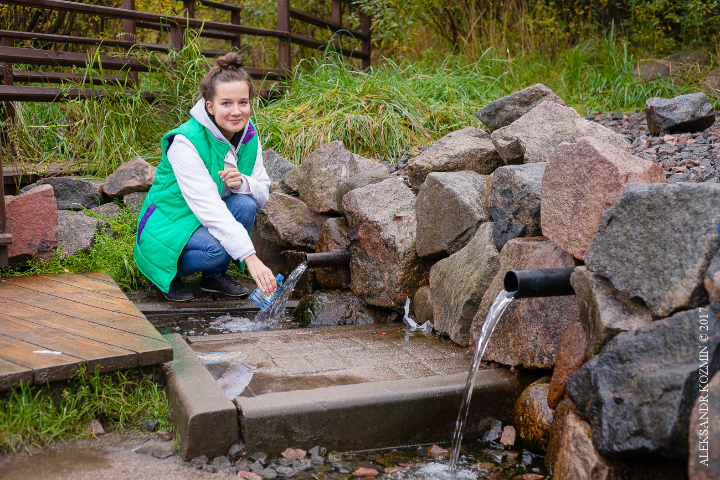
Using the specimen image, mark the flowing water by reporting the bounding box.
[449,289,516,471]
[254,262,308,323]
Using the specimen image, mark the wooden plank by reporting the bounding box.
[0,335,80,384]
[288,7,369,41]
[8,275,138,310]
[0,86,155,103]
[198,0,242,12]
[0,29,133,48]
[0,298,172,365]
[0,283,166,341]
[2,70,138,87]
[5,276,147,318]
[38,273,130,300]
[0,357,33,391]
[0,314,138,372]
[289,33,368,60]
[0,46,150,72]
[79,272,117,285]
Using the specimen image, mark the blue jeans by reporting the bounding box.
[176,193,258,278]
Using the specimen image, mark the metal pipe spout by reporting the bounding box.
[305,251,350,268]
[503,268,575,298]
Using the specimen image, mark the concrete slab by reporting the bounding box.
[162,334,238,461]
[186,324,541,454]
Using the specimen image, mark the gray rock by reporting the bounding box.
[490,102,629,164]
[190,455,209,468]
[283,141,380,214]
[704,250,720,315]
[637,51,708,81]
[688,371,720,480]
[227,442,246,463]
[207,455,232,472]
[21,176,106,210]
[479,418,503,443]
[415,171,490,259]
[470,237,580,368]
[703,68,720,94]
[89,202,122,221]
[57,210,107,256]
[343,178,427,309]
[103,157,156,198]
[570,267,653,359]
[278,251,317,298]
[263,149,296,194]
[429,223,500,346]
[255,193,330,251]
[412,285,433,325]
[122,191,147,215]
[407,127,503,189]
[489,162,545,250]
[476,83,567,132]
[585,183,720,317]
[315,217,351,290]
[645,92,716,136]
[567,308,720,458]
[135,440,174,459]
[294,290,386,327]
[335,169,390,215]
[250,228,284,274]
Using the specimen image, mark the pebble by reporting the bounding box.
[352,467,379,477]
[237,472,263,479]
[586,112,720,183]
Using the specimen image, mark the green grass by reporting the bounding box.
[0,366,171,455]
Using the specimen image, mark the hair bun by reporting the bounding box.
[217,52,245,70]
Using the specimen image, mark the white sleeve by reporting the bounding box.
[231,137,271,208]
[167,135,256,261]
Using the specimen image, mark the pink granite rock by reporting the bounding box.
[541,137,665,260]
[5,184,58,264]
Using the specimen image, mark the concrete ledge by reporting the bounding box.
[236,368,540,454]
[163,333,238,460]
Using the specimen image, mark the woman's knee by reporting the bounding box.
[225,194,258,226]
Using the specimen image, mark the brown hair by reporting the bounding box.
[199,52,255,102]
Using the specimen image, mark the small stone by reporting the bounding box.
[310,454,324,465]
[191,455,209,468]
[209,456,232,472]
[281,448,306,460]
[645,92,716,136]
[83,419,105,437]
[140,419,158,432]
[228,442,246,463]
[427,445,450,458]
[500,425,516,446]
[514,377,554,453]
[249,452,268,464]
[237,472,263,480]
[275,466,295,476]
[516,474,544,480]
[122,191,146,215]
[384,467,405,474]
[479,418,503,443]
[351,467,379,477]
[103,157,156,198]
[153,430,172,442]
[416,447,428,458]
[327,452,343,462]
[89,202,122,221]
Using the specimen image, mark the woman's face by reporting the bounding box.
[206,81,252,141]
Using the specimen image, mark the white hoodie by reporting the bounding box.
[166,99,271,262]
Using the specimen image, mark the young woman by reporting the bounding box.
[134,52,277,301]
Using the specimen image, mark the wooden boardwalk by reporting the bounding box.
[0,272,173,391]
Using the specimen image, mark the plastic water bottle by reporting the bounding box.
[249,274,284,310]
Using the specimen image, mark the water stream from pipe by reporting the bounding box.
[448,289,516,471]
[254,262,308,323]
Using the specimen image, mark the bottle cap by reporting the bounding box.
[276,274,285,283]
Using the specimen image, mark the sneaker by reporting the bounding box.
[164,277,194,302]
[201,273,251,297]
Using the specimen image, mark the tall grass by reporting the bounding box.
[0,367,171,455]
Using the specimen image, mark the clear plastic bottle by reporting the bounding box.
[248,274,284,311]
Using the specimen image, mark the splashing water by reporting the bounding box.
[403,296,433,332]
[254,262,308,323]
[449,289,516,471]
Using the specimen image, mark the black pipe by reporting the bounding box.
[305,251,351,268]
[503,268,576,298]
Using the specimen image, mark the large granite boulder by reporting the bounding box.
[415,171,490,259]
[488,162,545,250]
[513,376,554,453]
[89,202,122,221]
[704,251,720,315]
[21,176,106,210]
[585,183,720,317]
[645,93,716,136]
[315,217,351,289]
[262,149,296,194]
[255,193,330,251]
[570,267,653,359]
[407,128,503,189]
[541,137,665,260]
[294,290,386,327]
[689,371,720,480]
[57,210,107,256]
[475,83,567,132]
[343,178,427,309]
[335,169,390,215]
[429,223,500,346]
[470,237,580,368]
[283,141,381,214]
[550,400,609,480]
[567,308,720,459]
[547,322,586,409]
[102,157,156,199]
[4,184,58,264]
[250,228,284,274]
[490,102,629,164]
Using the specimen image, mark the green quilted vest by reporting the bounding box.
[134,117,258,292]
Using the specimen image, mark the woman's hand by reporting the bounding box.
[219,168,243,190]
[244,254,277,296]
